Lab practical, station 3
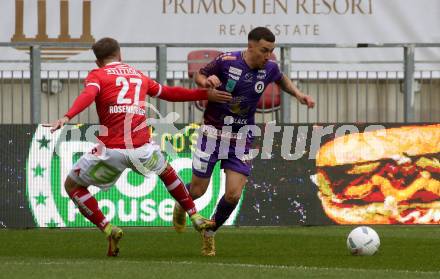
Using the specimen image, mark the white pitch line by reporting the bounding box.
[149,260,440,275]
[2,258,440,276]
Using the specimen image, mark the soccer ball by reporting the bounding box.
[346,226,380,256]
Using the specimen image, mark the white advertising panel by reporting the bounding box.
[0,0,439,69]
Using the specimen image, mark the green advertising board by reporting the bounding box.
[26,124,242,228]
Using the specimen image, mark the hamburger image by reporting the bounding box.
[313,124,440,224]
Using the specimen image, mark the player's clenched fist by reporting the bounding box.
[205,75,221,88]
[297,94,315,109]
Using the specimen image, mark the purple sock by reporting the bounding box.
[212,196,237,231]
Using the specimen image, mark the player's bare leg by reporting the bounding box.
[64,176,123,257]
[201,169,247,256]
[172,202,186,233]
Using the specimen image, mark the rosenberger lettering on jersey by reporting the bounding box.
[108,105,146,115]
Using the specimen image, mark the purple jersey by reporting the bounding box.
[200,51,282,132]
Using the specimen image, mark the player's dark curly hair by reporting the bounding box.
[248,27,275,43]
[92,37,120,61]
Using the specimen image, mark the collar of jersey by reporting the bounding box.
[105,61,122,66]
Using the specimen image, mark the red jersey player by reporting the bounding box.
[44,37,232,257]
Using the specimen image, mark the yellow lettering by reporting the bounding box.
[173,133,185,153]
[161,133,173,151]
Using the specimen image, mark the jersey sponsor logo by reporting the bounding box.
[257,70,267,79]
[201,124,245,140]
[225,79,237,92]
[228,66,243,76]
[228,74,240,81]
[255,81,265,94]
[233,117,248,124]
[26,124,242,228]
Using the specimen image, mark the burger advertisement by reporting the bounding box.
[240,123,440,226]
[314,124,440,224]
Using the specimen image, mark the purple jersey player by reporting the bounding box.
[173,27,315,256]
[191,49,284,178]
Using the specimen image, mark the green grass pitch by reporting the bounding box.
[1,226,440,278]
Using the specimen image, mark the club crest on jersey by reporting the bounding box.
[255,81,265,94]
[228,66,243,76]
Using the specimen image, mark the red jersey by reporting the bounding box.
[64,61,209,149]
[84,62,160,148]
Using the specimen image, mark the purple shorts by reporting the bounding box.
[192,129,253,178]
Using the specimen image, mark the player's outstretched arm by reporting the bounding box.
[277,74,315,108]
[43,85,98,133]
[158,86,231,103]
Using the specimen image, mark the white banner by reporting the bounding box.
[1,0,439,44]
[0,0,439,70]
